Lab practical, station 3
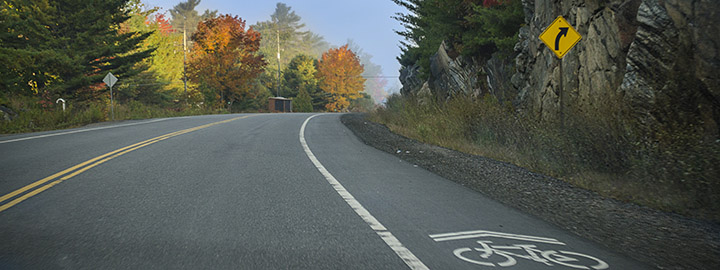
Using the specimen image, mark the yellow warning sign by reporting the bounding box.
[539,16,581,59]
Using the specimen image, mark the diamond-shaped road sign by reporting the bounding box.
[539,16,582,59]
[103,72,118,88]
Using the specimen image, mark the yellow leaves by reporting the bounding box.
[27,80,38,94]
[317,44,365,112]
[325,96,350,112]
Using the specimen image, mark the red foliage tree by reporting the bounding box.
[188,15,265,109]
[154,14,174,35]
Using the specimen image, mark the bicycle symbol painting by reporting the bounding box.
[429,230,609,269]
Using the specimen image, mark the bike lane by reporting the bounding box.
[304,114,654,269]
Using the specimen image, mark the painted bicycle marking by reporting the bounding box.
[430,230,609,269]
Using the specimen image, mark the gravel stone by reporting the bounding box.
[341,113,720,270]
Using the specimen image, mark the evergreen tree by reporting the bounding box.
[119,2,181,104]
[294,87,313,112]
[0,0,154,102]
[169,0,200,36]
[253,3,328,72]
[392,0,523,78]
[169,0,217,37]
[283,54,317,98]
[282,54,327,110]
[0,0,57,96]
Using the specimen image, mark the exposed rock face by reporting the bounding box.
[401,41,516,101]
[400,0,719,137]
[619,0,720,136]
[512,0,638,122]
[428,42,484,99]
[512,0,719,134]
[399,62,423,96]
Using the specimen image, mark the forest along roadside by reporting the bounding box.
[340,113,720,270]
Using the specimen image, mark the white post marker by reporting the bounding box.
[103,72,118,120]
[56,98,66,112]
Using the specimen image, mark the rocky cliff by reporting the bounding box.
[400,0,719,138]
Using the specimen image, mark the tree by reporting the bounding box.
[463,0,524,57]
[119,2,185,104]
[188,14,265,110]
[0,0,154,102]
[392,0,522,78]
[294,87,313,112]
[169,0,200,34]
[316,45,365,112]
[283,54,316,97]
[283,54,327,110]
[253,3,328,71]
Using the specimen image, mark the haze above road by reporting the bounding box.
[0,114,650,269]
[146,0,405,89]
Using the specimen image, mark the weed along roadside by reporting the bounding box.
[0,98,225,134]
[341,113,720,270]
[370,94,720,223]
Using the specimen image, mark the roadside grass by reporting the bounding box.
[0,97,222,134]
[371,94,720,223]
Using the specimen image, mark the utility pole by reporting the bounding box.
[276,26,281,98]
[183,27,188,104]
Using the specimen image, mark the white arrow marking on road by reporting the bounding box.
[299,114,429,270]
[429,229,565,245]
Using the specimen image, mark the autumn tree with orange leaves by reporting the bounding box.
[316,45,365,112]
[188,15,265,109]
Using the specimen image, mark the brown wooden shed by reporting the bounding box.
[268,97,292,112]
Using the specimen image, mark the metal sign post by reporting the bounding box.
[539,15,581,127]
[103,72,118,120]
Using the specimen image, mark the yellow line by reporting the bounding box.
[0,130,184,204]
[0,115,250,213]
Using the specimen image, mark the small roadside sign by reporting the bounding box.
[103,72,118,120]
[539,16,581,59]
[103,72,118,88]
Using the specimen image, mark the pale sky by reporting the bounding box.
[144,0,406,91]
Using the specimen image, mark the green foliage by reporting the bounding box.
[392,0,524,76]
[0,0,154,102]
[463,0,524,58]
[293,87,313,112]
[282,54,317,97]
[120,3,186,103]
[0,95,218,134]
[280,54,328,111]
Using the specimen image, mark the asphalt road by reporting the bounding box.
[0,113,653,269]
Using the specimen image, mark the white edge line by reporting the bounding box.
[299,114,429,270]
[0,118,168,144]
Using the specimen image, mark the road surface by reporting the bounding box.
[0,113,652,269]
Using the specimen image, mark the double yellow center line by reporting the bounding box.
[0,115,249,213]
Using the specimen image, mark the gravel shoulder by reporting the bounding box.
[341,113,719,270]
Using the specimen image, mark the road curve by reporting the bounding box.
[0,113,652,269]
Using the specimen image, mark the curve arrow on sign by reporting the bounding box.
[555,27,568,50]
